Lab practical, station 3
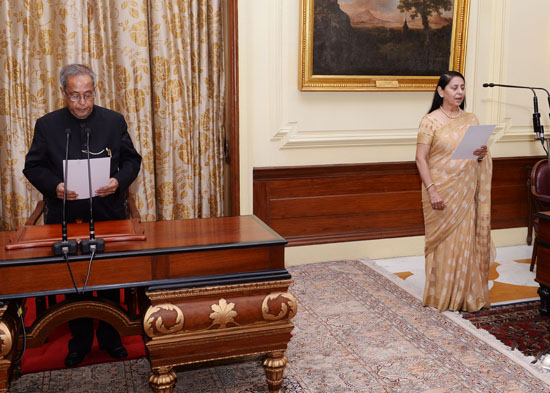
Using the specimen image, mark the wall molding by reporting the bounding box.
[274,128,419,148]
[498,125,544,143]
[270,123,525,149]
[269,118,543,149]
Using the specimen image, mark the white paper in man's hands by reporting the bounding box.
[63,157,110,199]
[451,125,496,160]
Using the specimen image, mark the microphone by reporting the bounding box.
[52,128,78,256]
[483,82,544,140]
[80,127,105,253]
[483,82,536,91]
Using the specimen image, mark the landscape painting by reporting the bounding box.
[299,0,470,91]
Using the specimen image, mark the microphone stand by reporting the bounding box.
[52,129,78,256]
[533,87,550,120]
[483,83,549,158]
[533,87,550,157]
[486,83,550,367]
[80,128,105,254]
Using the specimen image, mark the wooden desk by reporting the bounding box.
[534,211,550,314]
[0,216,296,393]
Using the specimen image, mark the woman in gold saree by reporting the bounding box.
[415,71,494,312]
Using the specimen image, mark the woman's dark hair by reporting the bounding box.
[428,70,466,113]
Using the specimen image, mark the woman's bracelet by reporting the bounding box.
[426,183,434,190]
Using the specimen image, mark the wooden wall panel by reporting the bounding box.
[253,157,543,246]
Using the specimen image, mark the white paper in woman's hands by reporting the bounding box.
[451,125,496,159]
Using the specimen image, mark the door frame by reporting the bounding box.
[227,0,240,216]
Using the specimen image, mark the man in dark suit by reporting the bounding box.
[23,64,142,367]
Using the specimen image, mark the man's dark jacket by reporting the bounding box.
[24,105,142,224]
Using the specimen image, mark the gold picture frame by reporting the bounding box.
[299,0,471,92]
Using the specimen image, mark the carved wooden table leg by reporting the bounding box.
[0,304,18,393]
[263,350,288,393]
[149,366,177,393]
[0,318,14,393]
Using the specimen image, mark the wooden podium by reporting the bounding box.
[534,211,550,314]
[0,215,296,393]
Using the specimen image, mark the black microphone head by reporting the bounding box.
[85,127,91,135]
[65,128,71,135]
[482,83,494,88]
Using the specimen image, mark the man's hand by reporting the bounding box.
[56,183,78,200]
[95,178,119,197]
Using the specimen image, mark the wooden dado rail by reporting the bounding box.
[253,157,543,247]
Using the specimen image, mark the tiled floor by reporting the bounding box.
[373,245,539,305]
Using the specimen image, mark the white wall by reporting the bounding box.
[238,0,550,264]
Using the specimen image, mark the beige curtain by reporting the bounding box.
[150,0,225,219]
[0,0,225,230]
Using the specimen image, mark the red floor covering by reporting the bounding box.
[20,294,146,374]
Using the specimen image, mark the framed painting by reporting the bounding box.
[299,0,471,91]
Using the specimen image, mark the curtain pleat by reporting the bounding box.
[149,0,225,220]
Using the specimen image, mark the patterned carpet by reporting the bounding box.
[9,260,550,392]
[462,300,550,359]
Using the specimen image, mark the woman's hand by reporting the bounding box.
[428,187,445,210]
[473,145,488,161]
[416,143,445,210]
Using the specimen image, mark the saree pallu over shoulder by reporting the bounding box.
[419,112,494,312]
[475,153,494,288]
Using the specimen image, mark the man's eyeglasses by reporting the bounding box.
[64,90,95,102]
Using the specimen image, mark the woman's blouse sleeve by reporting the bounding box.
[417,115,435,145]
